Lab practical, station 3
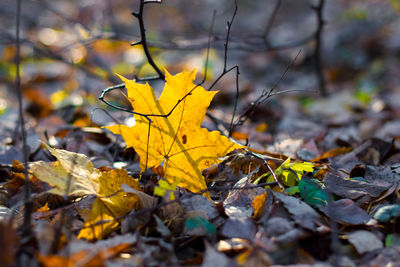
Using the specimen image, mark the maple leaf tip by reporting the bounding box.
[163,68,198,82]
[115,73,128,83]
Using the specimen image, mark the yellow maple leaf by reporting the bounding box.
[105,69,242,194]
[30,146,140,240]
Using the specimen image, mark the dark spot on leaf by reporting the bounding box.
[182,134,187,144]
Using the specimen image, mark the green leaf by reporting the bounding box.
[281,158,314,187]
[185,216,216,237]
[373,204,400,222]
[390,0,400,12]
[290,162,314,173]
[386,234,400,247]
[285,186,300,195]
[261,157,314,188]
[298,178,328,208]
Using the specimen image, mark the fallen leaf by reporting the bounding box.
[230,131,249,141]
[311,147,353,162]
[30,146,141,240]
[216,238,252,257]
[385,234,400,247]
[298,178,328,208]
[105,69,242,194]
[264,217,292,237]
[154,178,181,200]
[38,241,131,267]
[121,183,156,209]
[185,215,216,238]
[236,247,272,266]
[252,192,267,219]
[347,230,383,254]
[221,217,255,240]
[324,173,390,201]
[273,192,319,219]
[365,246,400,266]
[181,194,219,221]
[320,199,376,226]
[202,242,232,267]
[223,177,266,218]
[0,221,18,266]
[373,204,400,222]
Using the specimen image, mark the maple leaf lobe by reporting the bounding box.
[105,69,243,194]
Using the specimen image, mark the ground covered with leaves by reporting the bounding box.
[2,0,400,266]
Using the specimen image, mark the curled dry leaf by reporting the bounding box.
[30,145,141,240]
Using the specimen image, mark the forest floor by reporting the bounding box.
[1,0,400,266]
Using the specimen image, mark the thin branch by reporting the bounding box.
[313,0,327,96]
[263,0,282,47]
[201,0,240,137]
[223,0,237,72]
[131,0,165,80]
[15,0,34,260]
[16,0,31,236]
[228,66,240,136]
[207,181,278,192]
[233,50,301,127]
[200,10,217,85]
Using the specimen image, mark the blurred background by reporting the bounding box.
[1,0,400,163]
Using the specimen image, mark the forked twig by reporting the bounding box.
[204,0,241,137]
[131,0,165,80]
[233,50,302,128]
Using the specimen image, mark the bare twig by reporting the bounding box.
[312,0,327,96]
[263,0,282,47]
[15,0,34,261]
[16,0,31,237]
[200,10,217,85]
[131,0,165,80]
[203,0,240,137]
[223,0,237,72]
[233,50,302,128]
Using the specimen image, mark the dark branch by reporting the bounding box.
[313,0,327,96]
[132,0,165,80]
[263,0,282,47]
[15,0,34,262]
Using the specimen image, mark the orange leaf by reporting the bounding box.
[37,243,130,267]
[105,69,242,194]
[252,192,267,219]
[231,131,249,141]
[311,147,353,162]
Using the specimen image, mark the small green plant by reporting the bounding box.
[154,178,182,200]
[254,157,314,187]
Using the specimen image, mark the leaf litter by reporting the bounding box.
[1,64,400,266]
[2,2,400,264]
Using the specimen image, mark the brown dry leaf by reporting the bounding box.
[30,145,141,240]
[24,88,53,119]
[320,199,376,226]
[0,221,18,266]
[346,230,383,254]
